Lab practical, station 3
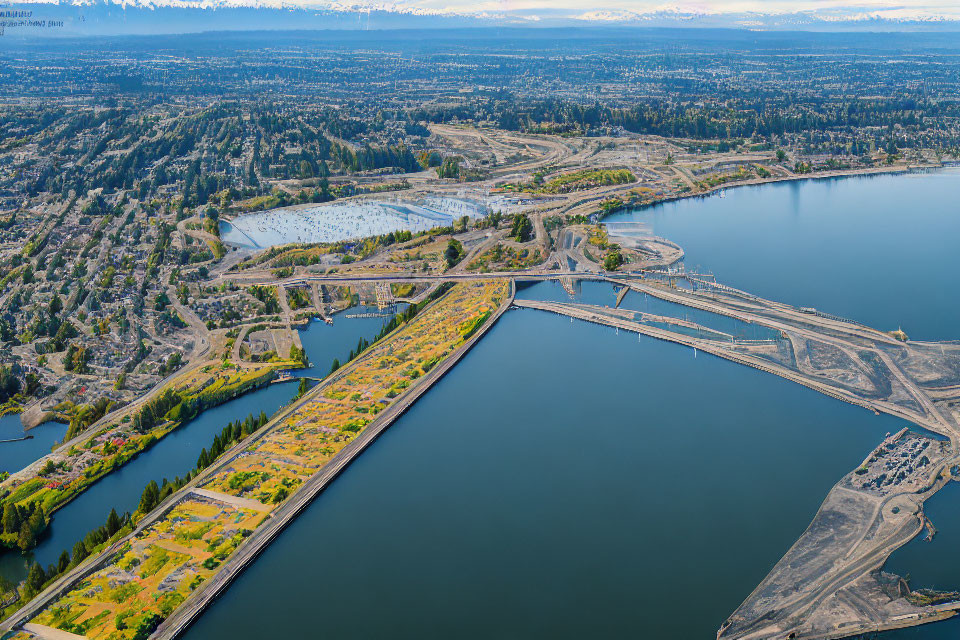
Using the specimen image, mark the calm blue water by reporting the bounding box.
[886,481,960,593]
[878,481,960,640]
[0,383,300,583]
[295,304,403,379]
[182,309,901,640]
[607,169,960,341]
[0,415,66,475]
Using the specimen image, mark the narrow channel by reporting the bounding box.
[0,308,396,584]
[0,416,66,476]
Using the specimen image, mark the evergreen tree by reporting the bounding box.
[71,540,88,567]
[2,502,19,534]
[138,480,160,514]
[24,562,45,597]
[106,508,122,537]
[17,522,35,553]
[57,550,71,574]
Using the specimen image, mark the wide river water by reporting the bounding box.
[606,168,960,341]
[3,170,959,638]
[180,170,960,639]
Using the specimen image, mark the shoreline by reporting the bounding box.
[219,160,945,253]
[600,161,941,220]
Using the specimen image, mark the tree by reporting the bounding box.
[71,540,88,567]
[18,522,35,553]
[16,505,46,552]
[436,157,461,179]
[57,550,71,574]
[132,613,163,640]
[289,344,308,367]
[604,249,625,271]
[0,365,21,403]
[296,378,309,399]
[2,502,19,534]
[105,508,122,537]
[24,562,45,597]
[776,149,787,162]
[138,480,160,514]
[417,150,442,169]
[444,238,465,268]
[511,214,533,242]
[299,160,314,179]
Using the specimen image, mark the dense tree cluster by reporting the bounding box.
[1,502,46,552]
[445,238,465,268]
[511,214,533,243]
[132,388,183,433]
[12,507,129,606]
[0,365,20,403]
[415,95,959,143]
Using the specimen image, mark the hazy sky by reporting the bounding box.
[17,0,960,20]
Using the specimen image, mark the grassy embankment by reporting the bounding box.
[0,360,298,553]
[500,168,636,195]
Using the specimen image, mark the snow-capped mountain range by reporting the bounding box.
[2,0,960,36]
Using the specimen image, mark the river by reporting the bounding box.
[180,304,903,639]
[179,169,960,640]
[606,169,960,341]
[0,416,66,476]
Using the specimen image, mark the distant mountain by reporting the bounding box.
[2,1,959,38]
